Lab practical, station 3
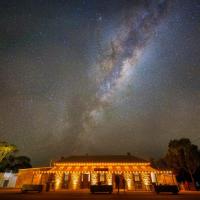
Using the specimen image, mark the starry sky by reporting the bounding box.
[0,0,200,166]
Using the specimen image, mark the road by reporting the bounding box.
[0,190,200,200]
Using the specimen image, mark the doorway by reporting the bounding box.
[81,174,90,188]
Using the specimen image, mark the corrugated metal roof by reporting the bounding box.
[56,155,148,163]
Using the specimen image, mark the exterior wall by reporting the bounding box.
[91,173,98,185]
[32,174,42,184]
[156,173,176,185]
[69,173,80,190]
[0,172,17,188]
[16,167,52,189]
[124,173,133,190]
[106,173,112,185]
[15,169,34,188]
[55,173,64,190]
[39,173,50,186]
[14,164,176,191]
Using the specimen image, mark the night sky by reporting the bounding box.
[0,0,200,166]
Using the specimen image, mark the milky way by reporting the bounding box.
[0,0,200,165]
[74,0,171,152]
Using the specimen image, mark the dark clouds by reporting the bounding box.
[0,0,199,166]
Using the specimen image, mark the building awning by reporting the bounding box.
[32,165,172,175]
[46,165,158,173]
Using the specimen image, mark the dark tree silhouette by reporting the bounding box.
[164,138,200,187]
[0,155,32,173]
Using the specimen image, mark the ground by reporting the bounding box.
[0,189,200,200]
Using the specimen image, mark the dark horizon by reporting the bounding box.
[0,0,200,166]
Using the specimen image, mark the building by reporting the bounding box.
[15,154,176,191]
[0,172,17,188]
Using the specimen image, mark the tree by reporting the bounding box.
[0,155,32,173]
[0,141,31,172]
[0,141,17,162]
[150,157,168,169]
[164,138,200,187]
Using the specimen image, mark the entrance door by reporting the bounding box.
[82,174,89,188]
[115,174,125,189]
[119,174,125,189]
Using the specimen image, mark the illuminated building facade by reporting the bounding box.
[16,155,177,191]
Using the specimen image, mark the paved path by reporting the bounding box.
[0,190,200,200]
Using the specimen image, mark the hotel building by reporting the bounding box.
[15,154,176,191]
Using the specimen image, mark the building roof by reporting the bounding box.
[56,154,148,163]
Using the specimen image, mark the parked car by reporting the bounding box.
[90,183,113,194]
[21,184,43,193]
[154,184,179,194]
